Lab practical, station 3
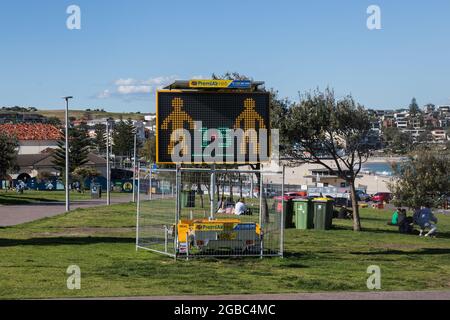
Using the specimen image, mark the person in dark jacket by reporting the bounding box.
[398,209,413,234]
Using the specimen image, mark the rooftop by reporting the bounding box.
[0,123,61,141]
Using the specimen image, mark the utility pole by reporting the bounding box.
[132,132,137,203]
[62,96,73,212]
[106,120,111,206]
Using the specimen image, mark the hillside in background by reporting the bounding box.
[35,109,150,121]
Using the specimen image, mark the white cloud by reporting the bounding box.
[97,75,178,100]
[115,78,137,86]
[117,85,152,95]
[97,89,111,99]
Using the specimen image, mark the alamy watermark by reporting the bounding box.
[66,5,81,30]
[366,265,381,290]
[367,5,382,30]
[168,125,279,164]
[66,265,81,290]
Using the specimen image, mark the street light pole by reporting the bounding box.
[62,96,73,212]
[132,132,137,203]
[106,120,111,206]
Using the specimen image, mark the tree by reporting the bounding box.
[112,119,141,157]
[409,97,420,118]
[72,167,101,191]
[388,149,450,208]
[93,123,107,154]
[140,135,156,163]
[46,116,62,126]
[382,127,413,154]
[0,132,18,180]
[282,88,371,231]
[52,127,91,179]
[37,170,52,182]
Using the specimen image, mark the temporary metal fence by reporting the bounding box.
[136,166,285,259]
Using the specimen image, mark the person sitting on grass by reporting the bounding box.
[398,209,414,234]
[388,207,401,226]
[337,206,352,219]
[234,198,248,216]
[417,205,438,237]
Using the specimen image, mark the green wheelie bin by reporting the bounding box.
[274,196,295,228]
[312,198,334,230]
[293,198,314,230]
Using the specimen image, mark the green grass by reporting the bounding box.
[0,190,130,205]
[0,200,449,299]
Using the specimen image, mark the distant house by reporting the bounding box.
[13,151,107,182]
[431,129,447,142]
[0,112,47,124]
[304,168,362,188]
[438,105,450,116]
[0,123,61,155]
[401,129,426,142]
[396,120,408,129]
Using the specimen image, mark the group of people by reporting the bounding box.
[217,197,252,216]
[390,205,438,237]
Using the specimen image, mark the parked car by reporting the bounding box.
[355,190,371,202]
[371,192,392,203]
[284,191,307,197]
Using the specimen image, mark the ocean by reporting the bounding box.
[361,162,396,176]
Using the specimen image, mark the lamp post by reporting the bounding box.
[132,132,137,203]
[106,120,111,206]
[62,96,73,212]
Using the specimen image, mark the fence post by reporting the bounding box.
[174,165,181,260]
[280,165,285,258]
[164,225,168,253]
[210,164,216,220]
[149,168,153,201]
[186,231,189,260]
[135,162,141,251]
[259,170,264,259]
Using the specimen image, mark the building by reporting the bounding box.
[431,129,447,142]
[0,123,61,154]
[12,151,107,183]
[0,112,47,124]
[401,129,426,142]
[438,105,450,116]
[396,120,408,129]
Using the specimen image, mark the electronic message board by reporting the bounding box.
[156,91,270,164]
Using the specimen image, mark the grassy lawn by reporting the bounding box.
[0,199,449,299]
[0,190,130,205]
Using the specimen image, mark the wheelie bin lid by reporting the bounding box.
[312,197,333,202]
[273,196,297,201]
[292,197,310,202]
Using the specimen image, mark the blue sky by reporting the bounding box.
[1,0,450,112]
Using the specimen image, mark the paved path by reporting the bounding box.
[0,196,133,227]
[98,290,450,300]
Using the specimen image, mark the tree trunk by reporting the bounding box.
[349,180,362,231]
[239,174,243,199]
[229,176,233,201]
[197,183,204,208]
[217,176,221,202]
